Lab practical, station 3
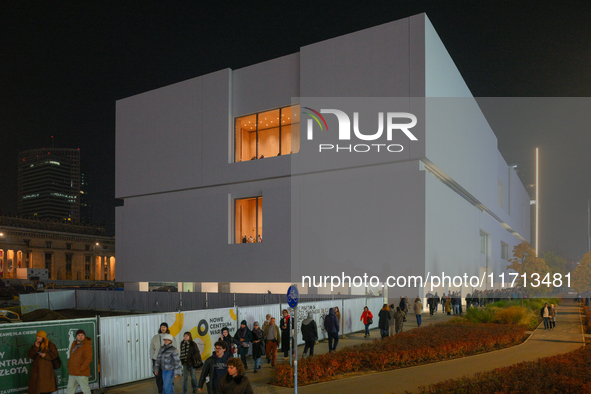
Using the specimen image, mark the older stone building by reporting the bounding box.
[0,216,115,281]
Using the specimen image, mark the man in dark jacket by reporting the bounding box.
[324,308,340,352]
[280,309,293,359]
[66,329,92,394]
[198,341,228,393]
[301,312,318,357]
[180,331,201,394]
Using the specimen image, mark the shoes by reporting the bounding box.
[254,369,258,373]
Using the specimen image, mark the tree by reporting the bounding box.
[542,251,568,275]
[572,251,591,293]
[506,242,551,296]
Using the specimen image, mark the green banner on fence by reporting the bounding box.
[0,318,97,394]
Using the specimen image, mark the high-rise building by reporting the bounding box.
[18,148,81,222]
[80,171,93,224]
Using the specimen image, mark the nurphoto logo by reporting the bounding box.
[303,107,418,153]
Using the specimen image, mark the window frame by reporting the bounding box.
[234,196,263,244]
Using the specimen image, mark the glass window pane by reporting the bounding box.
[236,198,258,243]
[235,114,257,162]
[257,197,263,242]
[258,109,280,158]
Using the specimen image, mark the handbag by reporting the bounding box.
[368,317,373,325]
[241,341,250,348]
[194,358,204,368]
[51,354,62,369]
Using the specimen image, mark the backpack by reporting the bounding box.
[51,354,62,369]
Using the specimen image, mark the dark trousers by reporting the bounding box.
[303,340,315,356]
[152,360,163,393]
[328,331,339,351]
[543,317,550,329]
[429,304,434,315]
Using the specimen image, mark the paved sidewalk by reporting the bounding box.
[103,305,584,393]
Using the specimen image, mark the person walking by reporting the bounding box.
[264,317,281,367]
[180,332,201,394]
[541,303,550,329]
[215,358,254,394]
[233,321,252,370]
[27,330,58,394]
[219,327,233,358]
[152,323,179,394]
[393,307,405,333]
[154,333,182,394]
[250,321,264,372]
[261,314,271,363]
[280,310,292,359]
[388,304,396,336]
[324,307,340,352]
[301,312,318,357]
[441,293,447,313]
[550,304,557,329]
[378,304,391,339]
[445,295,452,315]
[413,297,423,327]
[360,306,373,338]
[198,341,229,393]
[66,329,92,394]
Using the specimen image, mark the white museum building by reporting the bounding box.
[115,14,530,296]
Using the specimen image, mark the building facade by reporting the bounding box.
[18,148,81,222]
[0,217,115,281]
[115,14,530,295]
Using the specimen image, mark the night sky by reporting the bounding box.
[1,1,590,260]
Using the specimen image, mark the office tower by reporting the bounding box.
[18,148,81,222]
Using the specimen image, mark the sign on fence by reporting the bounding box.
[0,318,97,394]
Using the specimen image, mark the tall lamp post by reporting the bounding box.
[588,198,590,251]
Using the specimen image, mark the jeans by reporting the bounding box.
[328,331,339,351]
[162,370,175,394]
[453,304,460,315]
[543,317,550,329]
[380,328,389,338]
[182,364,197,394]
[364,323,370,336]
[416,314,422,327]
[240,352,247,368]
[303,340,315,356]
[66,375,91,394]
[153,360,164,393]
[254,357,261,370]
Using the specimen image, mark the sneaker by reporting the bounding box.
[254,369,258,373]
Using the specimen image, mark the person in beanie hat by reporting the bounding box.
[27,330,58,394]
[151,322,178,393]
[233,321,252,370]
[66,329,92,394]
[154,334,182,394]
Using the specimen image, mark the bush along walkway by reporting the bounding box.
[285,304,583,394]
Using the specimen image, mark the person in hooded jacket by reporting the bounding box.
[393,306,405,334]
[250,322,264,372]
[215,358,253,394]
[378,304,391,339]
[151,322,179,394]
[360,306,373,338]
[154,334,182,394]
[233,321,252,369]
[27,330,58,394]
[324,308,340,352]
[300,312,318,357]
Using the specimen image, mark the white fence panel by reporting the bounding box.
[100,313,166,387]
[237,303,281,330]
[286,299,340,346]
[366,297,384,330]
[19,292,49,309]
[49,290,76,310]
[342,297,370,335]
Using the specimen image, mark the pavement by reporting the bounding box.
[103,305,584,393]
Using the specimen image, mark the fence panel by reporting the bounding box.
[19,292,49,310]
[284,299,339,346]
[366,297,383,330]
[342,297,370,335]
[48,290,76,310]
[237,303,282,330]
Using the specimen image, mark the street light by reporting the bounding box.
[588,198,590,251]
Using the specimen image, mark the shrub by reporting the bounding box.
[417,343,591,393]
[271,322,527,387]
[493,306,535,327]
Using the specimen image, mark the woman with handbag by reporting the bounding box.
[233,321,252,370]
[27,330,59,394]
[180,332,202,394]
[360,306,373,338]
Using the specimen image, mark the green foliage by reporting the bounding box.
[542,251,568,275]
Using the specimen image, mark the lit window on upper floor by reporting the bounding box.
[235,197,262,244]
[234,105,300,162]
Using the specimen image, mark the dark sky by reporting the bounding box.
[1,1,590,260]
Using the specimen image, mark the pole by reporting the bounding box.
[587,198,590,251]
[294,306,298,393]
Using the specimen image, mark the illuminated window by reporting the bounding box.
[234,105,300,162]
[235,197,263,243]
